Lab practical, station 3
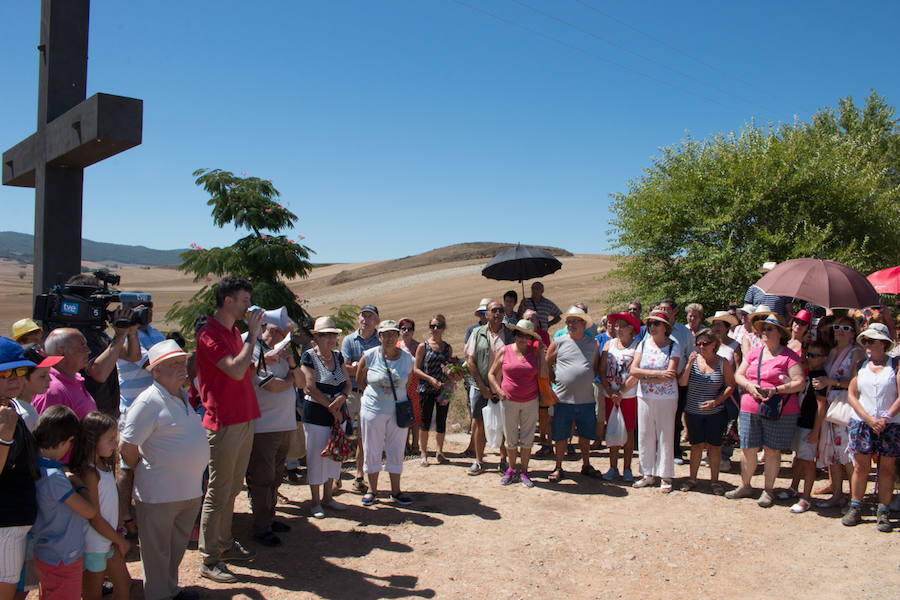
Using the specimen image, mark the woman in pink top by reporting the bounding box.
[729,313,805,507]
[488,319,547,488]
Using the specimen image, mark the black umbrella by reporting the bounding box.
[482,244,562,295]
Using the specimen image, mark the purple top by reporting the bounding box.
[33,367,98,420]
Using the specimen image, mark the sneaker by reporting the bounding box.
[601,467,620,481]
[200,562,237,583]
[324,499,347,511]
[467,461,484,476]
[252,532,281,547]
[390,493,413,505]
[498,460,509,475]
[725,485,754,500]
[520,471,534,488]
[757,490,775,508]
[621,468,634,483]
[876,507,893,532]
[673,456,685,465]
[777,487,799,501]
[720,459,732,472]
[500,468,519,485]
[221,540,256,562]
[841,505,863,527]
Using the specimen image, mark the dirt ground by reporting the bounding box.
[2,256,899,598]
[118,434,899,600]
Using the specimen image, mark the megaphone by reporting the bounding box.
[246,306,291,329]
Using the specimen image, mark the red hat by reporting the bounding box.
[793,309,812,325]
[607,312,641,333]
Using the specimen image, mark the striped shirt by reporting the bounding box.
[685,358,725,415]
[521,296,562,330]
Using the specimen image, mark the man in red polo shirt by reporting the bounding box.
[196,275,264,584]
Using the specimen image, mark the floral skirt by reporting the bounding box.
[817,421,851,467]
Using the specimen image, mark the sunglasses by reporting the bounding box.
[696,340,715,347]
[0,366,28,379]
[859,338,879,346]
[429,324,445,330]
[648,321,665,327]
[804,352,826,358]
[760,325,780,333]
[490,307,504,313]
[832,324,854,332]
[400,326,414,332]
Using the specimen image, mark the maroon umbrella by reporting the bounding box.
[867,266,900,295]
[755,258,880,309]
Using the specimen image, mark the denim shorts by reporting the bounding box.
[83,549,114,573]
[551,403,597,442]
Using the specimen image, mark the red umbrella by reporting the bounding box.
[867,266,900,295]
[755,258,880,309]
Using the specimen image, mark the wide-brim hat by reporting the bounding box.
[644,311,672,335]
[145,339,188,371]
[708,311,739,328]
[21,343,63,369]
[12,318,41,342]
[312,316,342,334]
[0,337,36,371]
[505,319,541,341]
[377,320,400,334]
[759,261,777,273]
[857,323,895,352]
[738,303,755,315]
[751,315,790,338]
[561,306,593,328]
[607,312,641,332]
[747,305,777,325]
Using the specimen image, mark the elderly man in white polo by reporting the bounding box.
[119,340,209,600]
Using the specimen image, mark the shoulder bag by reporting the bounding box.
[386,351,414,428]
[756,350,787,420]
[823,345,855,426]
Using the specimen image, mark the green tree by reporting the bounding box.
[609,90,900,312]
[167,169,315,339]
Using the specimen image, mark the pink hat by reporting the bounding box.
[607,312,641,333]
[793,309,812,325]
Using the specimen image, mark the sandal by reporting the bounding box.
[679,479,697,492]
[361,493,376,507]
[789,498,811,513]
[777,487,798,500]
[436,453,450,464]
[419,457,429,467]
[548,468,564,482]
[660,480,673,494]
[711,482,725,496]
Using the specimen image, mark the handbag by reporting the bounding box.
[537,375,558,407]
[756,351,787,420]
[386,352,414,428]
[321,422,352,462]
[823,345,855,426]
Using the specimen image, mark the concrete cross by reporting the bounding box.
[2,0,143,297]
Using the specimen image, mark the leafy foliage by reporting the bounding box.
[167,169,315,339]
[609,90,900,312]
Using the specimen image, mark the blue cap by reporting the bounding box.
[359,305,379,317]
[0,337,37,371]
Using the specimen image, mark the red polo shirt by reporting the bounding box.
[196,317,259,431]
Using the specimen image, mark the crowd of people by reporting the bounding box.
[2,268,899,599]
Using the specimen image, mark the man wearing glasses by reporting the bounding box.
[341,305,381,492]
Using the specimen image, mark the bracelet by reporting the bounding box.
[0,437,13,446]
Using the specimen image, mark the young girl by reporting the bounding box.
[69,413,131,600]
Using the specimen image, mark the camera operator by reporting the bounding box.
[63,274,141,419]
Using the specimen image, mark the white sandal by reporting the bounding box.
[789,498,811,513]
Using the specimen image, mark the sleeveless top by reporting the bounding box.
[554,335,598,405]
[826,344,857,404]
[685,357,725,415]
[605,338,638,398]
[300,349,346,427]
[417,340,451,395]
[84,466,118,553]
[854,358,900,424]
[399,341,420,403]
[501,344,539,403]
[636,337,680,401]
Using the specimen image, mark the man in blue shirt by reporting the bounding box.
[341,305,380,492]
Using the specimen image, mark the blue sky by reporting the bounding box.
[2,1,898,263]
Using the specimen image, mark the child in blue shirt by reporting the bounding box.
[31,405,96,600]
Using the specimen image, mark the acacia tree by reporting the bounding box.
[609,90,900,311]
[167,169,314,337]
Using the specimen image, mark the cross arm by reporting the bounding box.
[2,92,143,188]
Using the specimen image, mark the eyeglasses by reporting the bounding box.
[648,321,665,328]
[0,367,28,379]
[804,352,826,358]
[628,307,640,313]
[696,340,714,347]
[400,326,414,332]
[859,338,877,346]
[832,324,854,332]
[490,307,504,313]
[429,324,445,330]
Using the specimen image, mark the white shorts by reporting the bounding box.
[0,525,30,584]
